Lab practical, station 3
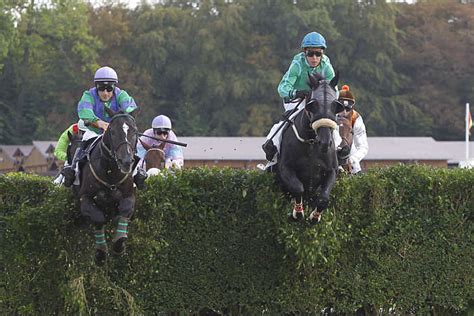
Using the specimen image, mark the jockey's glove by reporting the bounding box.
[294,90,311,99]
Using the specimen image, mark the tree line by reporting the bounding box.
[0,0,472,144]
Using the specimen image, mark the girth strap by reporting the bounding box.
[89,161,130,191]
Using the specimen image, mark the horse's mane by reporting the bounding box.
[307,72,325,90]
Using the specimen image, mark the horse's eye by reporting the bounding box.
[305,100,318,111]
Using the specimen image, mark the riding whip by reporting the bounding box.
[267,97,305,141]
[137,133,188,147]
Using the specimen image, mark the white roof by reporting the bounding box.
[437,141,474,163]
[0,145,33,159]
[180,137,266,160]
[366,137,447,160]
[10,137,474,163]
[32,141,57,158]
[180,137,474,162]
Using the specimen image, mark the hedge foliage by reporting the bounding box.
[0,166,473,315]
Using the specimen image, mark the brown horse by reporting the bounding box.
[337,110,354,174]
[139,139,166,174]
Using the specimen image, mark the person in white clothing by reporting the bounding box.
[337,85,368,174]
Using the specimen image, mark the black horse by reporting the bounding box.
[77,112,138,265]
[277,72,343,224]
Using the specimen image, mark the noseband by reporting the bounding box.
[291,99,337,144]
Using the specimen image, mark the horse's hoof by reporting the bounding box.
[95,249,107,266]
[288,210,304,222]
[112,237,126,256]
[308,211,322,225]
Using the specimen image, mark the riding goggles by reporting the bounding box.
[342,100,355,110]
[97,84,115,92]
[154,128,170,135]
[306,50,323,57]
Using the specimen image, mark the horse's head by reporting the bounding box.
[140,139,166,170]
[304,72,344,152]
[337,109,354,170]
[66,130,83,165]
[102,112,138,173]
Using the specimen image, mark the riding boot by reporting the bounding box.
[61,146,85,187]
[112,216,129,255]
[262,139,278,161]
[133,166,148,190]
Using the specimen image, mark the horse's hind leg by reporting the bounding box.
[112,195,135,255]
[80,195,108,265]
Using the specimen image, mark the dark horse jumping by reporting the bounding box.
[77,112,138,265]
[277,72,344,224]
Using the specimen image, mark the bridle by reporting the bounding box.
[292,83,338,145]
[100,114,138,169]
[88,114,138,190]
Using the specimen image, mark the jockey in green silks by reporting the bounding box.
[261,31,341,170]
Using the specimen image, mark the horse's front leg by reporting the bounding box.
[80,195,108,265]
[279,167,305,220]
[309,168,337,224]
[112,195,136,255]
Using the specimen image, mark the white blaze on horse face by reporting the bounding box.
[122,122,131,154]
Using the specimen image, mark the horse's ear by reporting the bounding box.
[104,106,116,117]
[330,70,339,89]
[139,138,152,151]
[129,107,140,119]
[67,131,73,142]
[308,72,319,90]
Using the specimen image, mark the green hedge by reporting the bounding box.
[1,166,473,315]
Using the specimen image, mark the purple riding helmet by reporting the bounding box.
[94,66,118,84]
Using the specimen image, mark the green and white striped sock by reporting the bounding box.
[113,217,129,242]
[94,227,107,251]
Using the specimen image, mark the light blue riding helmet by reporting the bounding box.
[152,115,172,130]
[301,32,327,49]
[94,66,118,83]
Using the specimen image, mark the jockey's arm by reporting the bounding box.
[116,90,138,114]
[350,116,369,164]
[278,61,300,100]
[89,120,109,131]
[136,140,146,159]
[54,125,73,161]
[165,145,184,169]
